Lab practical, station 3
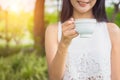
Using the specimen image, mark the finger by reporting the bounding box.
[69,29,78,36]
[70,33,79,38]
[63,29,78,37]
[62,18,74,27]
[63,24,75,31]
[69,17,74,21]
[64,30,78,39]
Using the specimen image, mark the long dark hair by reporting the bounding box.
[60,0,108,23]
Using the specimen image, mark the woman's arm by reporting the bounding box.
[45,24,68,80]
[45,19,78,80]
[107,23,120,80]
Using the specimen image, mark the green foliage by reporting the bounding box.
[114,13,120,27]
[45,11,58,27]
[106,7,114,20]
[0,53,48,80]
[0,10,34,46]
[0,45,21,57]
[27,13,34,38]
[106,7,120,27]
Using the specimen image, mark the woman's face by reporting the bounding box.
[70,0,97,14]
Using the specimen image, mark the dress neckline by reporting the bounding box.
[74,18,97,23]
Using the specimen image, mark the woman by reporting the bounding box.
[45,0,120,80]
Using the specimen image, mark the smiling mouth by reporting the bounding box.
[77,0,92,4]
[77,0,92,7]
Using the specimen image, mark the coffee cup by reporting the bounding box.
[74,19,97,38]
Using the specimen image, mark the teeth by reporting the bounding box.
[77,1,91,4]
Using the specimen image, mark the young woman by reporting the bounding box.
[45,0,120,80]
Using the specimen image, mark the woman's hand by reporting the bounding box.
[61,18,79,46]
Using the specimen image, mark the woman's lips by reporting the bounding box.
[77,1,89,7]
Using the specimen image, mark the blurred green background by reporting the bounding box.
[0,0,120,80]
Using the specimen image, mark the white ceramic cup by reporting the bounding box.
[75,19,97,38]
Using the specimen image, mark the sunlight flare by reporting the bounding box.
[9,4,21,13]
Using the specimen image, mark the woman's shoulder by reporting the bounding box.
[45,23,59,38]
[45,23,59,44]
[107,23,120,36]
[107,22,120,44]
[107,22,120,30]
[46,23,58,33]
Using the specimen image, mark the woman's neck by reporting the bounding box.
[72,9,94,19]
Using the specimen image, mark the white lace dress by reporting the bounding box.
[58,19,112,80]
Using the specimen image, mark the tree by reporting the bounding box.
[34,0,45,55]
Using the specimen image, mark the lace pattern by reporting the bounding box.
[63,52,110,80]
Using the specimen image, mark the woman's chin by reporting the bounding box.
[75,6,91,14]
[75,9,90,14]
